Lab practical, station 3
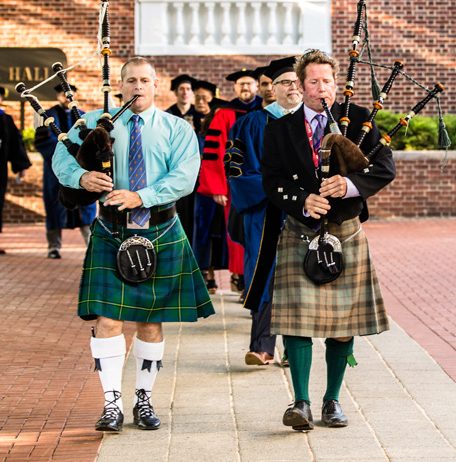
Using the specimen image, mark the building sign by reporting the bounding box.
[0,48,67,101]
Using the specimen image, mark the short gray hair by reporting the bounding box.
[120,56,156,81]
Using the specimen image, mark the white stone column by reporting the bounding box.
[236,2,247,45]
[251,2,262,45]
[189,3,201,45]
[266,2,278,45]
[174,2,185,45]
[283,2,294,45]
[205,2,216,45]
[221,2,231,46]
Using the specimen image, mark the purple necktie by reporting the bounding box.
[312,113,326,152]
[129,115,150,226]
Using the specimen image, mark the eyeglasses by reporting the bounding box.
[273,79,299,87]
[195,95,211,102]
[236,82,256,87]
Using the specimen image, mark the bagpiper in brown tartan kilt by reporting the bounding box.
[271,216,389,338]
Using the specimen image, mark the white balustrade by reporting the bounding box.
[189,3,200,45]
[266,2,278,46]
[174,2,185,45]
[236,2,247,45]
[251,2,262,45]
[136,0,331,55]
[220,2,232,46]
[204,2,216,45]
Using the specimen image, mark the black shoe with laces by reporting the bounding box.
[95,391,124,432]
[283,400,314,431]
[321,399,348,427]
[133,389,161,430]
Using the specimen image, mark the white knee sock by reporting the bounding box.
[90,334,126,412]
[133,337,165,404]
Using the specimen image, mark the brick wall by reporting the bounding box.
[0,0,453,115]
[3,151,455,226]
[368,152,456,218]
[1,0,454,224]
[331,0,454,115]
[4,153,45,224]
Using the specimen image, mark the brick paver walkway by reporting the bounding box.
[0,218,455,461]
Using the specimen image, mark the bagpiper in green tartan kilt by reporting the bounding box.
[271,216,389,338]
[78,216,215,322]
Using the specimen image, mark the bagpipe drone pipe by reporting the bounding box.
[318,0,450,179]
[15,0,138,209]
[303,0,450,285]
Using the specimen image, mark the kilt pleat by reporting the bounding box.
[271,216,389,338]
[78,217,215,323]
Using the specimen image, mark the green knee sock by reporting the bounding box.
[283,336,312,403]
[323,337,355,402]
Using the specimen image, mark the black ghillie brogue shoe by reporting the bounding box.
[282,400,314,431]
[321,399,348,427]
[133,389,161,430]
[95,391,124,432]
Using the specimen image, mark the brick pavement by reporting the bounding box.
[0,219,455,461]
[364,218,456,381]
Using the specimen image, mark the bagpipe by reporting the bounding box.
[15,0,138,210]
[320,0,449,174]
[303,0,450,285]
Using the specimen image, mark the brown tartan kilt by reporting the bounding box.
[271,216,389,338]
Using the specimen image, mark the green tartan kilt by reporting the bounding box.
[78,217,215,323]
[271,216,389,338]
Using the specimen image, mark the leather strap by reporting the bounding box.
[99,204,176,228]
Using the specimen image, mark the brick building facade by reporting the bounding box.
[1,0,455,224]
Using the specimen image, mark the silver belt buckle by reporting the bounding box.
[126,212,149,230]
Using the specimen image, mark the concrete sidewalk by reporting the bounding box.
[97,290,456,462]
[1,219,456,461]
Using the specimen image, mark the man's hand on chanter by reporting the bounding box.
[79,171,113,193]
[304,193,331,220]
[104,190,143,211]
[319,175,347,199]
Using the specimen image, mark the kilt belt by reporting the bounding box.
[271,216,389,339]
[98,204,176,228]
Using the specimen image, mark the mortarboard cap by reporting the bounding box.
[54,83,78,93]
[193,80,217,95]
[225,68,257,82]
[170,74,197,91]
[263,56,297,81]
[253,66,270,79]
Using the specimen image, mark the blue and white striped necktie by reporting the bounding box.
[129,114,150,226]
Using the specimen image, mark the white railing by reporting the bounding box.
[136,0,331,55]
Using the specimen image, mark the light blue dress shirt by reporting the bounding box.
[52,105,200,208]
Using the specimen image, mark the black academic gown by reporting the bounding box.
[0,110,31,232]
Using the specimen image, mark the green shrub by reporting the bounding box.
[22,127,36,152]
[375,111,455,151]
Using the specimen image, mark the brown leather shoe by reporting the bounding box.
[244,351,274,365]
[283,401,314,431]
[321,399,348,427]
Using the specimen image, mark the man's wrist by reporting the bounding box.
[79,172,88,188]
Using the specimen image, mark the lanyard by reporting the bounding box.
[304,118,319,168]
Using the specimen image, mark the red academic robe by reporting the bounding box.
[197,107,245,275]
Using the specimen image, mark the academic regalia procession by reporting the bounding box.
[196,68,263,297]
[9,0,451,447]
